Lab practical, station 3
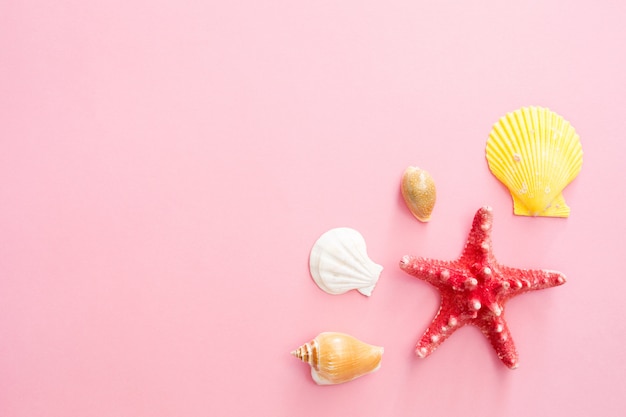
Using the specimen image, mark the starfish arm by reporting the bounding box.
[496,265,566,297]
[458,206,495,266]
[414,299,464,358]
[479,316,519,369]
[400,256,469,289]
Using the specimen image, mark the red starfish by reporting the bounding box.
[399,206,566,369]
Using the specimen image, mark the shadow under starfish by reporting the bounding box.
[399,206,566,369]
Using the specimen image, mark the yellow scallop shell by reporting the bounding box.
[486,106,583,217]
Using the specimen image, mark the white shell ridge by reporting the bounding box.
[309,228,383,296]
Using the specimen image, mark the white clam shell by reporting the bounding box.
[309,227,383,296]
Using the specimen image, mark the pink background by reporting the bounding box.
[1,1,625,416]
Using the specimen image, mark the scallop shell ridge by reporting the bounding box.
[309,228,383,296]
[486,106,583,217]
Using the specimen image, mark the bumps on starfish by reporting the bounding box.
[486,106,583,217]
[399,206,566,369]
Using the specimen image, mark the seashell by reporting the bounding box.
[309,228,383,296]
[400,166,436,222]
[291,332,384,385]
[486,106,583,217]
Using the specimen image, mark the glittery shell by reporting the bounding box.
[400,166,436,222]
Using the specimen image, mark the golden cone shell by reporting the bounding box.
[291,332,384,385]
[401,166,436,222]
[486,106,583,217]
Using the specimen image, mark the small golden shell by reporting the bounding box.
[291,332,384,385]
[486,106,583,217]
[401,166,436,222]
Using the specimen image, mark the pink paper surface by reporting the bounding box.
[2,1,625,416]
